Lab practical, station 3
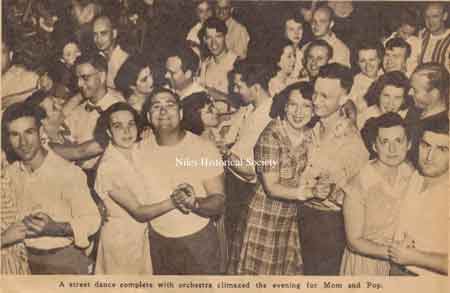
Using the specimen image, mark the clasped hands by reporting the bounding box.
[3,212,57,245]
[170,183,198,214]
[387,233,418,266]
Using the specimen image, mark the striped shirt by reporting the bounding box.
[419,28,450,72]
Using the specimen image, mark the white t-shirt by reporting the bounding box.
[136,132,224,237]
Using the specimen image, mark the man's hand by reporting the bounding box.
[313,174,335,200]
[1,221,28,246]
[171,183,197,213]
[23,212,56,237]
[388,233,417,265]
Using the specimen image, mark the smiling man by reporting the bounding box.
[92,15,129,89]
[1,102,101,274]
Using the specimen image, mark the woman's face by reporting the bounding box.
[379,85,405,114]
[108,110,138,149]
[200,102,220,128]
[197,1,213,23]
[284,89,313,130]
[374,126,410,167]
[62,42,81,67]
[278,45,296,75]
[133,67,154,96]
[285,19,303,45]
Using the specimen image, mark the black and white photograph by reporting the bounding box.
[0,0,448,289]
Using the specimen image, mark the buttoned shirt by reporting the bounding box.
[2,65,39,109]
[225,18,250,60]
[64,90,124,169]
[5,151,101,250]
[303,117,369,211]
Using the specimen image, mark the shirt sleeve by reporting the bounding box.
[64,167,101,249]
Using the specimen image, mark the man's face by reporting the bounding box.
[205,28,226,57]
[306,46,330,78]
[313,77,344,118]
[358,49,381,78]
[383,47,408,72]
[197,1,213,23]
[7,116,43,163]
[419,131,449,177]
[148,92,181,132]
[76,63,104,101]
[311,9,332,38]
[2,45,11,74]
[93,18,116,52]
[232,73,254,105]
[410,73,435,110]
[374,126,410,167]
[165,56,189,91]
[424,5,448,34]
[216,0,232,22]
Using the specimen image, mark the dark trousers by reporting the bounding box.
[298,205,346,275]
[149,221,221,275]
[27,245,91,274]
[224,171,255,249]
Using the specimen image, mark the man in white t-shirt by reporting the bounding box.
[390,119,449,276]
[138,88,225,274]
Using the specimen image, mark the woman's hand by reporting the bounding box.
[1,221,28,246]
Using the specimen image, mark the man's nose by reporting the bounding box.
[388,142,397,153]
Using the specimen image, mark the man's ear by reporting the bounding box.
[113,29,118,40]
[179,107,183,121]
[106,129,112,138]
[99,71,107,85]
[444,11,448,21]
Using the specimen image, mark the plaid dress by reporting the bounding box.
[228,119,312,275]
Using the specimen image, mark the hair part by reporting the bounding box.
[317,63,353,93]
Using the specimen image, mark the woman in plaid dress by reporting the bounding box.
[228,82,324,275]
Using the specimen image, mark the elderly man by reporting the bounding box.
[92,14,129,89]
[138,88,226,274]
[419,2,450,73]
[2,102,101,274]
[215,0,250,60]
[306,6,350,67]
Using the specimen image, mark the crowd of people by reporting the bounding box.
[1,0,449,276]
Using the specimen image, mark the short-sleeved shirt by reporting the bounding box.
[136,131,224,238]
[200,51,237,94]
[225,18,250,60]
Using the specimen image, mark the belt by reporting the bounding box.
[27,244,73,256]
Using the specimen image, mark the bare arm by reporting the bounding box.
[192,173,226,218]
[226,152,256,182]
[109,186,176,223]
[389,245,448,275]
[49,140,104,161]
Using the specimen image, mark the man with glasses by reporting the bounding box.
[52,53,124,171]
[138,88,225,274]
[215,0,250,60]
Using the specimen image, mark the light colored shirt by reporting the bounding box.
[303,117,369,211]
[230,98,273,182]
[2,65,39,109]
[349,71,383,113]
[136,132,224,238]
[385,33,421,77]
[5,151,101,250]
[65,89,124,169]
[200,51,237,94]
[186,22,203,45]
[102,45,129,90]
[268,72,301,97]
[397,172,448,276]
[225,18,250,60]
